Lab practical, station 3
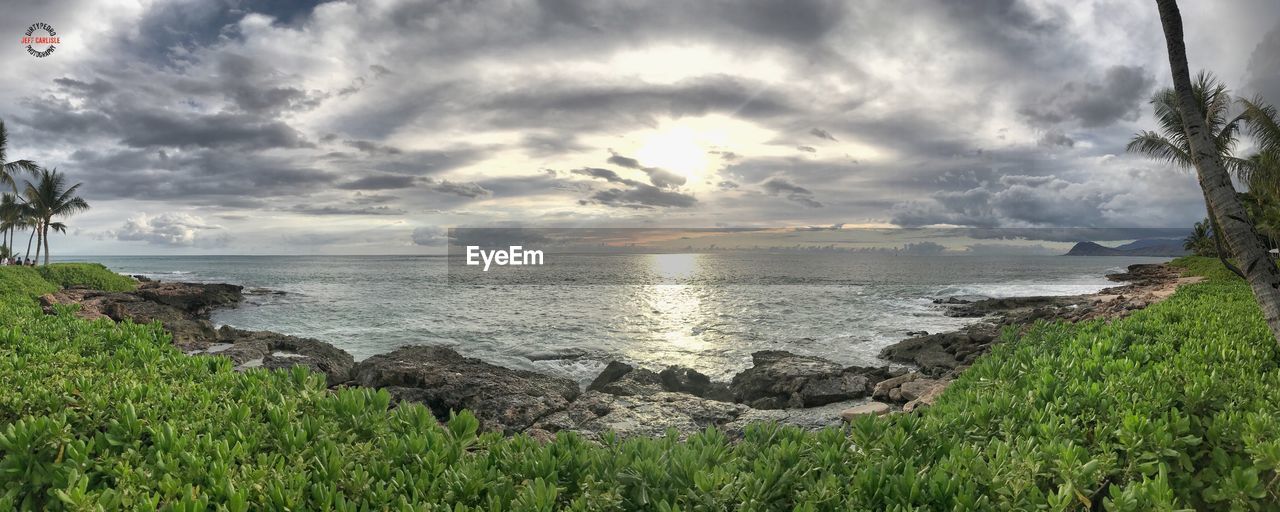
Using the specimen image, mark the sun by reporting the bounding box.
[635,126,709,180]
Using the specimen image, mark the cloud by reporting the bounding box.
[761,177,823,208]
[337,174,418,190]
[809,128,837,141]
[411,226,447,246]
[114,213,229,247]
[1038,129,1076,148]
[423,178,492,198]
[1019,65,1154,128]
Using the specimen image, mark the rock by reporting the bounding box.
[351,345,580,434]
[730,351,887,409]
[897,378,944,402]
[879,330,995,376]
[658,366,733,401]
[533,390,749,441]
[872,372,918,400]
[524,348,589,362]
[132,281,243,315]
[905,330,929,337]
[901,378,952,412]
[587,361,665,396]
[213,326,355,386]
[840,402,891,420]
[730,399,869,432]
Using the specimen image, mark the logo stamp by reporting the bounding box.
[21,22,59,58]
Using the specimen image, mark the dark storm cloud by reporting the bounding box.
[1038,129,1076,148]
[65,147,335,202]
[423,178,493,198]
[1019,65,1154,128]
[569,167,696,208]
[482,75,800,131]
[1246,20,1280,102]
[586,185,698,209]
[337,174,418,190]
[809,128,837,141]
[605,151,687,188]
[761,177,823,208]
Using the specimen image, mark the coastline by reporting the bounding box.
[37,261,1196,438]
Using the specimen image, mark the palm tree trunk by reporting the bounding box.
[24,226,35,260]
[32,221,40,264]
[42,222,50,266]
[1157,0,1280,344]
[1204,196,1246,278]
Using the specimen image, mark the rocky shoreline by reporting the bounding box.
[36,263,1195,439]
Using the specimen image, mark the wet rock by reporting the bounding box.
[213,326,355,386]
[840,402,891,420]
[587,361,665,396]
[730,351,888,409]
[351,345,580,434]
[533,390,748,440]
[659,366,734,401]
[524,348,589,362]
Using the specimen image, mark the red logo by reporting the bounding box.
[22,22,59,58]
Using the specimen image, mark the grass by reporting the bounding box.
[0,257,1276,509]
[35,263,136,292]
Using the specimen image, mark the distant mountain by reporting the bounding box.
[1065,239,1188,257]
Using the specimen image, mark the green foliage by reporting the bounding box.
[0,256,1277,509]
[0,267,56,298]
[36,263,135,292]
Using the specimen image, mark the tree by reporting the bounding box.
[1126,72,1248,277]
[1155,0,1280,344]
[1183,218,1216,256]
[22,168,89,265]
[0,120,41,193]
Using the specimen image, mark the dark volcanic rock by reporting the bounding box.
[659,366,734,401]
[587,361,664,396]
[210,326,355,386]
[588,361,734,401]
[730,351,888,409]
[878,329,996,375]
[532,390,748,440]
[351,345,580,434]
[133,281,243,315]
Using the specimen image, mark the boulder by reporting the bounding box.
[872,372,918,400]
[879,330,995,376]
[840,402,891,420]
[902,379,950,411]
[659,366,735,401]
[532,390,748,440]
[730,351,888,409]
[587,361,664,396]
[132,281,244,314]
[210,326,355,386]
[524,348,589,362]
[351,345,580,434]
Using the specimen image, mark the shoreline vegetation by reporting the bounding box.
[5,257,1278,508]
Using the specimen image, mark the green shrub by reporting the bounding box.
[0,267,56,298]
[36,263,136,292]
[0,256,1275,509]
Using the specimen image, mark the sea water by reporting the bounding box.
[66,253,1168,386]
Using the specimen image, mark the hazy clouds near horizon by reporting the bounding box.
[3,0,1279,254]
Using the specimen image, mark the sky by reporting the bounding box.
[3,0,1280,255]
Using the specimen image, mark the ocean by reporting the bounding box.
[64,253,1169,386]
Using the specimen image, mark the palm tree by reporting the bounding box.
[1155,0,1280,344]
[22,168,89,265]
[1127,71,1249,276]
[1183,218,1216,256]
[0,120,41,193]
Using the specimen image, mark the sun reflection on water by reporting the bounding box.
[626,253,719,366]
